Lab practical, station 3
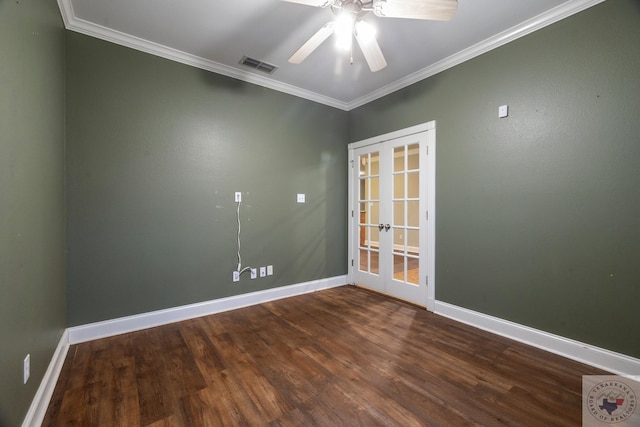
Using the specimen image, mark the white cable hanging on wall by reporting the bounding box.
[234,192,255,281]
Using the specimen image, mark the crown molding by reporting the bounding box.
[57,0,604,112]
[347,0,607,110]
[57,0,349,110]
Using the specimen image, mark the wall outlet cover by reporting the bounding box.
[250,268,257,279]
[267,265,273,276]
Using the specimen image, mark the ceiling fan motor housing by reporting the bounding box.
[331,0,372,18]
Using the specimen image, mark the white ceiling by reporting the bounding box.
[58,0,604,110]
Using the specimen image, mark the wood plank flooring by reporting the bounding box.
[43,285,607,426]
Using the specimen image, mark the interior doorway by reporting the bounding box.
[348,122,435,310]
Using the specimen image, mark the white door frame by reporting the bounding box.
[347,121,436,311]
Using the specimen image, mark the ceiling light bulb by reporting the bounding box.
[355,20,376,43]
[334,13,355,51]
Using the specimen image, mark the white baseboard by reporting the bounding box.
[68,275,347,344]
[434,301,640,377]
[24,282,639,427]
[22,329,69,427]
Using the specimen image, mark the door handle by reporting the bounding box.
[384,224,390,231]
[378,224,385,231]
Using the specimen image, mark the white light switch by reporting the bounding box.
[498,105,509,118]
[297,194,305,203]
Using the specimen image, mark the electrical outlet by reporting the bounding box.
[267,265,273,276]
[24,354,30,384]
[259,267,266,277]
[250,268,257,279]
[233,271,240,282]
[297,193,305,203]
[235,192,242,203]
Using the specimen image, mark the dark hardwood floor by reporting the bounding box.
[43,285,607,426]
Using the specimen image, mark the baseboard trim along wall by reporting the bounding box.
[25,280,640,426]
[22,329,70,427]
[434,301,640,378]
[67,275,347,344]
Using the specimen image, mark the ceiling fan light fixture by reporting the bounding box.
[334,13,355,51]
[355,20,376,42]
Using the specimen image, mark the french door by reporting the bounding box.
[348,123,435,309]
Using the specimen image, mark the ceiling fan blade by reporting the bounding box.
[288,22,335,64]
[355,22,387,72]
[281,0,330,7]
[373,0,458,21]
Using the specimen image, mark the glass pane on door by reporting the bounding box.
[407,144,419,170]
[393,254,405,282]
[407,201,419,227]
[406,255,419,284]
[394,146,405,172]
[393,201,404,226]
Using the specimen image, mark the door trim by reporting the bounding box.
[349,122,432,150]
[347,121,436,311]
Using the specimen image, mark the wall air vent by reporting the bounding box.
[239,56,278,74]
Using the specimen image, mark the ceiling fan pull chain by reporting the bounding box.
[350,39,354,65]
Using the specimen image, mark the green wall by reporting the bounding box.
[350,0,640,358]
[0,0,67,425]
[3,3,638,423]
[65,32,349,326]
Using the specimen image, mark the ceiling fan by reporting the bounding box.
[282,0,458,72]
